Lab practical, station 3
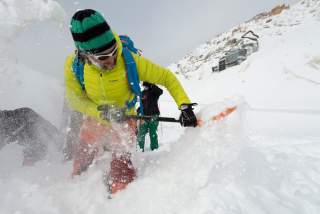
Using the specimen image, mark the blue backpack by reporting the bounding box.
[72,35,143,115]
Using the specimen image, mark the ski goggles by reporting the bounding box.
[88,45,118,61]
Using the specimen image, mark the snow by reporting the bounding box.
[0,0,65,126]
[1,0,320,214]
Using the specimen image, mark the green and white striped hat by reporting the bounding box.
[70,9,116,54]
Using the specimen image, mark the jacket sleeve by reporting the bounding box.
[134,54,191,108]
[64,54,101,119]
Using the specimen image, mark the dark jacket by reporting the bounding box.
[141,84,163,116]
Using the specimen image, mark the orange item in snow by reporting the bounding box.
[197,106,237,126]
[212,106,237,121]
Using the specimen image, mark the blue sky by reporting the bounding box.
[14,0,298,78]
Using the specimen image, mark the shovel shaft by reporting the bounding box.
[126,115,180,123]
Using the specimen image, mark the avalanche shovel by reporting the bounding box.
[98,104,237,126]
[126,115,181,123]
[127,106,237,126]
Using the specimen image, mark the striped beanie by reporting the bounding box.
[70,9,116,54]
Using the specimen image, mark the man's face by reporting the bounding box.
[87,44,118,70]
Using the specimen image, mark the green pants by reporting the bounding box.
[137,117,159,151]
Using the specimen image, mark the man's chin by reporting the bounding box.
[102,65,115,70]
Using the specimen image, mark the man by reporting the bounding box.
[64,9,197,194]
[137,82,163,151]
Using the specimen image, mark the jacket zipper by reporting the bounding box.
[99,72,107,102]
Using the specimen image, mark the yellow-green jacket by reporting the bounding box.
[64,34,191,121]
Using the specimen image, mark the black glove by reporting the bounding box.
[179,103,198,127]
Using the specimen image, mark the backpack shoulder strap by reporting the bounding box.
[72,53,85,90]
[122,47,144,115]
[120,35,141,55]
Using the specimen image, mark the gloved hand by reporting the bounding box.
[97,104,126,123]
[179,103,198,127]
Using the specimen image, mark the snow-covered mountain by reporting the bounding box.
[170,0,320,81]
[167,0,320,115]
[1,0,320,214]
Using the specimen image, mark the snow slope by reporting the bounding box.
[1,0,320,214]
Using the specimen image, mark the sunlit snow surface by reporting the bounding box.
[1,0,320,214]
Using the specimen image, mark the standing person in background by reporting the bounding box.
[137,82,163,151]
